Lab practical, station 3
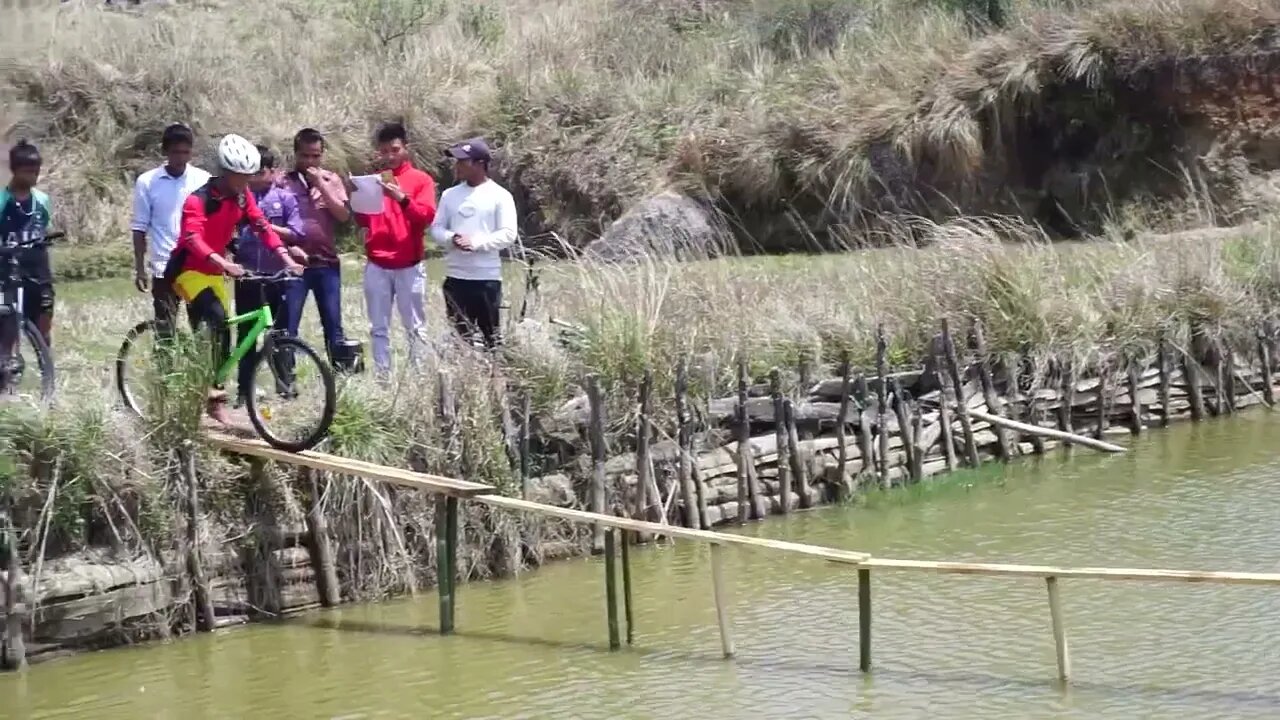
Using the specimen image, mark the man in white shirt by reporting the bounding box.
[130,123,212,333]
[429,137,518,349]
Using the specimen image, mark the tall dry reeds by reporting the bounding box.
[3,0,1275,252]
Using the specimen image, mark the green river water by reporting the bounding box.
[5,412,1280,719]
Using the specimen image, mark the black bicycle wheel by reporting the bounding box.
[115,319,156,418]
[0,318,54,403]
[245,336,336,452]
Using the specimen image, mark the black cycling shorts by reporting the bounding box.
[21,280,54,322]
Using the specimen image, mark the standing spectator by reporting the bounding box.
[429,137,517,349]
[276,128,350,364]
[353,122,436,378]
[233,144,307,406]
[130,123,211,334]
[0,141,54,393]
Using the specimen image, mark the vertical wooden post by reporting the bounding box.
[836,353,853,499]
[636,370,656,541]
[769,368,792,513]
[784,399,813,508]
[620,528,633,645]
[858,568,871,672]
[971,321,1012,460]
[181,442,215,633]
[875,325,890,488]
[1259,329,1275,407]
[586,375,607,552]
[302,468,340,607]
[942,320,980,466]
[675,359,699,528]
[934,362,958,471]
[1046,576,1070,682]
[1127,356,1144,435]
[1057,357,1076,452]
[436,496,458,635]
[1158,335,1172,426]
[909,402,924,481]
[603,529,620,651]
[856,375,875,480]
[1182,347,1206,422]
[1017,351,1046,454]
[734,358,750,525]
[710,544,734,658]
[891,377,918,482]
[2,498,26,671]
[519,390,532,499]
[1223,344,1236,414]
[1095,363,1109,440]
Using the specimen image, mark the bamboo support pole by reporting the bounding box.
[621,528,634,645]
[1095,364,1109,440]
[519,390,532,499]
[1016,353,1046,455]
[891,378,920,482]
[1223,345,1236,415]
[967,408,1126,453]
[942,321,980,466]
[710,545,734,658]
[436,496,458,634]
[604,529,620,650]
[587,375,607,552]
[858,568,871,673]
[770,368,792,513]
[1182,348,1206,422]
[676,359,699,528]
[1046,577,1070,682]
[181,442,215,633]
[1057,358,1076,452]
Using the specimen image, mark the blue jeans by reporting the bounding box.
[283,266,346,359]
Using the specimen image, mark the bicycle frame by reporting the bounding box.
[213,304,275,385]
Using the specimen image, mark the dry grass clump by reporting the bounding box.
[4,0,1274,253]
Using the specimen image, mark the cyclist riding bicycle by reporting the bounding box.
[163,134,305,423]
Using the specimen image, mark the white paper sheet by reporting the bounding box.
[349,174,385,215]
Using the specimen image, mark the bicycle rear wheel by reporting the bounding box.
[245,336,336,452]
[0,317,54,403]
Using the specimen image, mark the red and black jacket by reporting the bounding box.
[164,180,282,279]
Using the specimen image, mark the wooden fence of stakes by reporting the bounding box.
[7,316,1280,681]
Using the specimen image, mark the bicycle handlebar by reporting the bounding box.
[0,231,65,253]
[238,269,302,282]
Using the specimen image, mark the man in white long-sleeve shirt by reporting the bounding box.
[430,137,518,348]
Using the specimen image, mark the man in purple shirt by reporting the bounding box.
[234,144,307,405]
[276,128,350,366]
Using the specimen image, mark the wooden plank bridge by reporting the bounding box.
[9,431,1278,683]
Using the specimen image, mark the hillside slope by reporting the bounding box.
[2,0,1278,253]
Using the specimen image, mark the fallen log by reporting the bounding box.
[966,408,1127,454]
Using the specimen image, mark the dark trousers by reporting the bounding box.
[234,278,291,399]
[443,277,502,348]
[282,266,345,359]
[185,287,230,388]
[152,275,181,338]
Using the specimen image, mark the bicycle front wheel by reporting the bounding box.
[0,317,54,403]
[245,336,336,452]
[115,319,156,418]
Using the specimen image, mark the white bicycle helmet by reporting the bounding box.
[217,133,260,175]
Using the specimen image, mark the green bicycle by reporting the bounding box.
[115,269,337,452]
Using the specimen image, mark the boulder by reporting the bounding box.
[583,190,728,262]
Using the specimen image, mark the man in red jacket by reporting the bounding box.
[352,122,436,378]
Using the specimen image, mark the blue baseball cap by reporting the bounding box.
[446,137,491,162]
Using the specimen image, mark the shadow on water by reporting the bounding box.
[301,616,1280,712]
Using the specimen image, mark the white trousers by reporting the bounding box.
[362,261,427,376]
